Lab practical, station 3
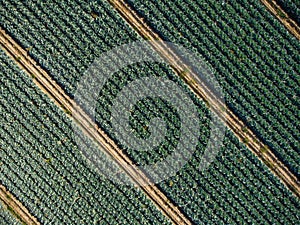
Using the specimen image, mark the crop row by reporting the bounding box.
[0,0,139,96]
[92,61,300,224]
[0,0,299,224]
[3,0,299,178]
[275,0,300,25]
[0,49,171,225]
[0,200,21,225]
[125,0,300,177]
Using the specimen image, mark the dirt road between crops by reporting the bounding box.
[261,0,300,40]
[107,0,300,198]
[0,1,299,223]
[0,28,192,225]
[0,185,40,225]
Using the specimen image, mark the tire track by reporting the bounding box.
[261,0,300,40]
[0,28,192,225]
[107,0,300,197]
[0,184,40,225]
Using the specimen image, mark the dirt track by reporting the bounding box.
[107,0,300,198]
[0,28,192,225]
[260,0,300,40]
[0,1,299,223]
[0,185,40,225]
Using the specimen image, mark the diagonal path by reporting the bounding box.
[260,0,300,40]
[0,184,40,225]
[107,0,300,197]
[0,27,192,225]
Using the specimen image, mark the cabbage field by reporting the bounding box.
[0,49,172,224]
[125,0,300,178]
[275,0,300,25]
[0,0,299,224]
[2,0,299,177]
[0,200,21,225]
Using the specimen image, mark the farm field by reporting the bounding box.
[0,0,299,224]
[124,0,300,178]
[0,49,172,224]
[0,200,22,225]
[1,29,299,224]
[2,0,299,178]
[92,62,300,224]
[275,0,300,25]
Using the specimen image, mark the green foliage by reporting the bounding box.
[0,200,23,225]
[275,0,300,24]
[0,0,299,224]
[125,0,300,178]
[0,50,171,225]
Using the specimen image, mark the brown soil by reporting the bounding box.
[0,185,40,225]
[107,0,300,198]
[261,0,300,40]
[0,28,192,225]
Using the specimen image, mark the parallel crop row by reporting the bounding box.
[275,0,300,25]
[0,0,299,224]
[125,0,300,177]
[0,49,171,225]
[0,0,139,96]
[92,61,300,224]
[0,200,21,225]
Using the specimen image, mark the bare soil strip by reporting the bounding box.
[108,0,300,197]
[0,185,40,225]
[0,28,192,225]
[261,0,300,40]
